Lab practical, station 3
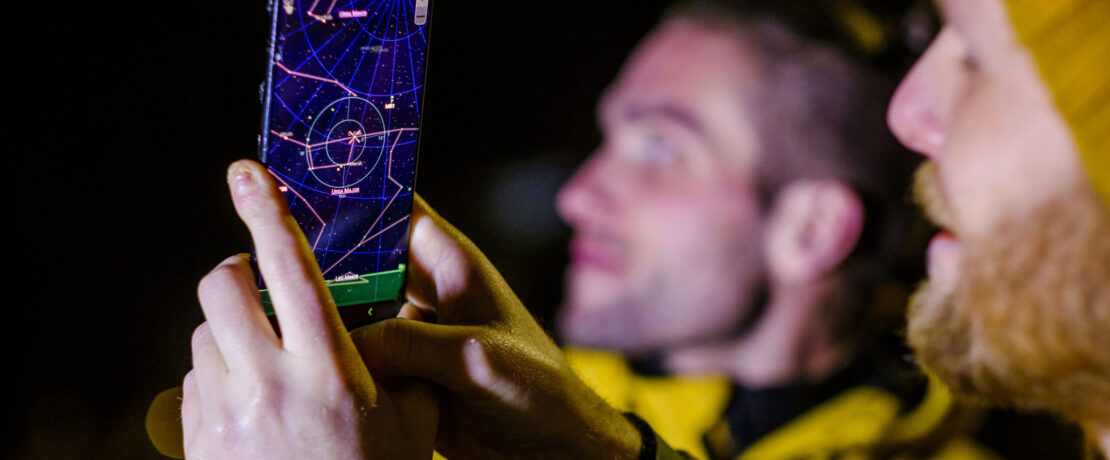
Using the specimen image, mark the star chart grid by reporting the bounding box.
[259,0,429,307]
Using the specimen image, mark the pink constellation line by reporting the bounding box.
[322,215,411,277]
[306,130,366,172]
[309,162,359,172]
[321,129,413,276]
[267,169,328,251]
[307,0,339,21]
[345,130,359,167]
[271,127,418,173]
[271,127,415,150]
[274,61,357,97]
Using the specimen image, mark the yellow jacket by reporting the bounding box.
[567,348,1000,460]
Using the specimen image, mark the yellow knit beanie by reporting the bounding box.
[1005,0,1110,208]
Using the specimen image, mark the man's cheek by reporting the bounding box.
[634,205,709,252]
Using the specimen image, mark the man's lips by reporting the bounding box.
[927,230,962,289]
[568,237,625,272]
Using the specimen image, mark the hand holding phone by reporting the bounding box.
[348,197,645,459]
[181,160,437,459]
[147,2,436,454]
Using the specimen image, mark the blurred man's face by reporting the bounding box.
[556,20,767,354]
[888,0,1110,421]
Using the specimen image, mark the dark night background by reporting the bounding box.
[8,1,669,458]
[6,1,1087,459]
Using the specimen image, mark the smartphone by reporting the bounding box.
[257,0,432,329]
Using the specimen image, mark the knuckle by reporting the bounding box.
[461,332,497,364]
[215,375,285,423]
[191,323,213,348]
[197,265,241,300]
[460,333,504,392]
[241,373,281,401]
[465,330,496,351]
[316,373,355,402]
[463,334,484,350]
[182,370,198,397]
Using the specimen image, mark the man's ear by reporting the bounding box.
[764,180,864,285]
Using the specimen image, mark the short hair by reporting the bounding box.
[667,0,931,344]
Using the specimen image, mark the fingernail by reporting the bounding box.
[228,162,255,195]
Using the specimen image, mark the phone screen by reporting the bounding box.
[258,0,431,326]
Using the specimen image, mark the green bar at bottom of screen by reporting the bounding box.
[261,264,405,315]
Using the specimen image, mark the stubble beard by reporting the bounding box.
[559,235,765,356]
[558,271,671,355]
[908,165,1110,423]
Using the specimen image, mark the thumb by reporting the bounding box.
[404,195,471,315]
[406,195,511,325]
[351,318,482,393]
[351,318,519,402]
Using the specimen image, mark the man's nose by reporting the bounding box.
[888,29,964,160]
[556,152,615,228]
[888,67,945,159]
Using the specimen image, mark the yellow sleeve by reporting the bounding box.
[566,347,730,460]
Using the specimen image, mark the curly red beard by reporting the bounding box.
[908,163,1110,424]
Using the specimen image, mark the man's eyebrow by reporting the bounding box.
[933,0,948,19]
[624,103,706,136]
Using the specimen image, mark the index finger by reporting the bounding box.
[226,160,345,355]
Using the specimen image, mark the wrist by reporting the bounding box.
[622,412,658,460]
[561,376,643,460]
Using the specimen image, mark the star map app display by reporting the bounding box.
[258,0,431,316]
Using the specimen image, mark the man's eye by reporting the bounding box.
[642,136,676,164]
